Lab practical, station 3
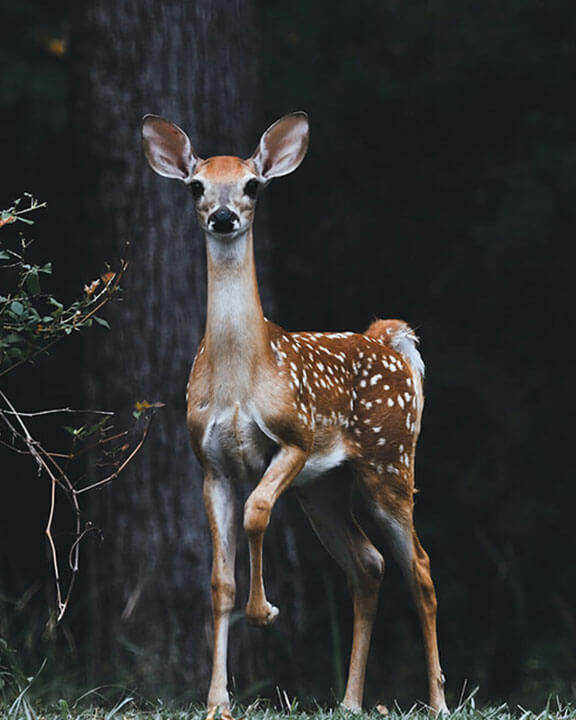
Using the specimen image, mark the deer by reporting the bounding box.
[141,112,448,717]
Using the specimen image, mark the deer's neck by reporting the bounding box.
[204,229,270,401]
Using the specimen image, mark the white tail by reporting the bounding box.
[142,112,447,717]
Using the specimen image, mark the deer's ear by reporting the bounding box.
[251,112,309,180]
[141,115,198,181]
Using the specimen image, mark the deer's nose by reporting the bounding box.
[209,207,239,234]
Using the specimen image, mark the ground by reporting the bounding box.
[1,697,575,720]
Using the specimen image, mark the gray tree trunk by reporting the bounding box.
[69,0,302,698]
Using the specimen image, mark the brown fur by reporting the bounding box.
[142,111,447,718]
[365,317,410,339]
[197,155,254,180]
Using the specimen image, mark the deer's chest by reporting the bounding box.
[198,403,277,483]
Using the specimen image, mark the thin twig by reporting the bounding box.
[75,416,153,495]
[1,407,114,417]
[0,387,156,623]
[0,389,67,617]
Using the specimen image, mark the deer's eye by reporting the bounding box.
[189,180,204,200]
[244,179,260,199]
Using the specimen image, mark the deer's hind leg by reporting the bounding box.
[297,473,384,711]
[357,465,448,714]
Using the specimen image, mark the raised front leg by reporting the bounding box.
[204,473,237,719]
[243,445,307,626]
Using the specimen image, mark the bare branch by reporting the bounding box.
[0,387,158,624]
[2,407,114,417]
[75,416,154,495]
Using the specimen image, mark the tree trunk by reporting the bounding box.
[69,0,302,698]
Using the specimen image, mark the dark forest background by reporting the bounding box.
[1,0,575,711]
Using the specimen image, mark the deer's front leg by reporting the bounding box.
[243,445,307,626]
[204,473,237,718]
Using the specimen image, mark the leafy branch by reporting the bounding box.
[0,196,160,625]
[1,195,125,376]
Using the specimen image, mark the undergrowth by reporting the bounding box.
[0,683,575,720]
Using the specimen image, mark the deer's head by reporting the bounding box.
[142,113,309,240]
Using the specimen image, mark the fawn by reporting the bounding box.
[141,112,447,717]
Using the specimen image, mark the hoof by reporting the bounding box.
[206,706,235,720]
[245,601,279,627]
[432,702,449,717]
[339,701,363,714]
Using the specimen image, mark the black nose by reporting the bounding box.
[208,207,239,234]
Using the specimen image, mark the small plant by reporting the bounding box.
[0,195,159,624]
[0,194,122,376]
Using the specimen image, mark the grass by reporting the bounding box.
[1,703,576,720]
[1,689,576,720]
[1,642,574,720]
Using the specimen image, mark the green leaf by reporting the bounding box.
[25,269,41,295]
[9,300,24,316]
[85,418,108,436]
[94,316,110,328]
[39,262,52,274]
[57,699,70,715]
[63,425,86,437]
[1,333,24,346]
[0,250,10,260]
[27,306,41,322]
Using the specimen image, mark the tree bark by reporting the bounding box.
[69,0,301,698]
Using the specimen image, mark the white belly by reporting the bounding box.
[293,440,348,486]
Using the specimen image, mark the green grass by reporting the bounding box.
[1,643,574,720]
[1,692,576,720]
